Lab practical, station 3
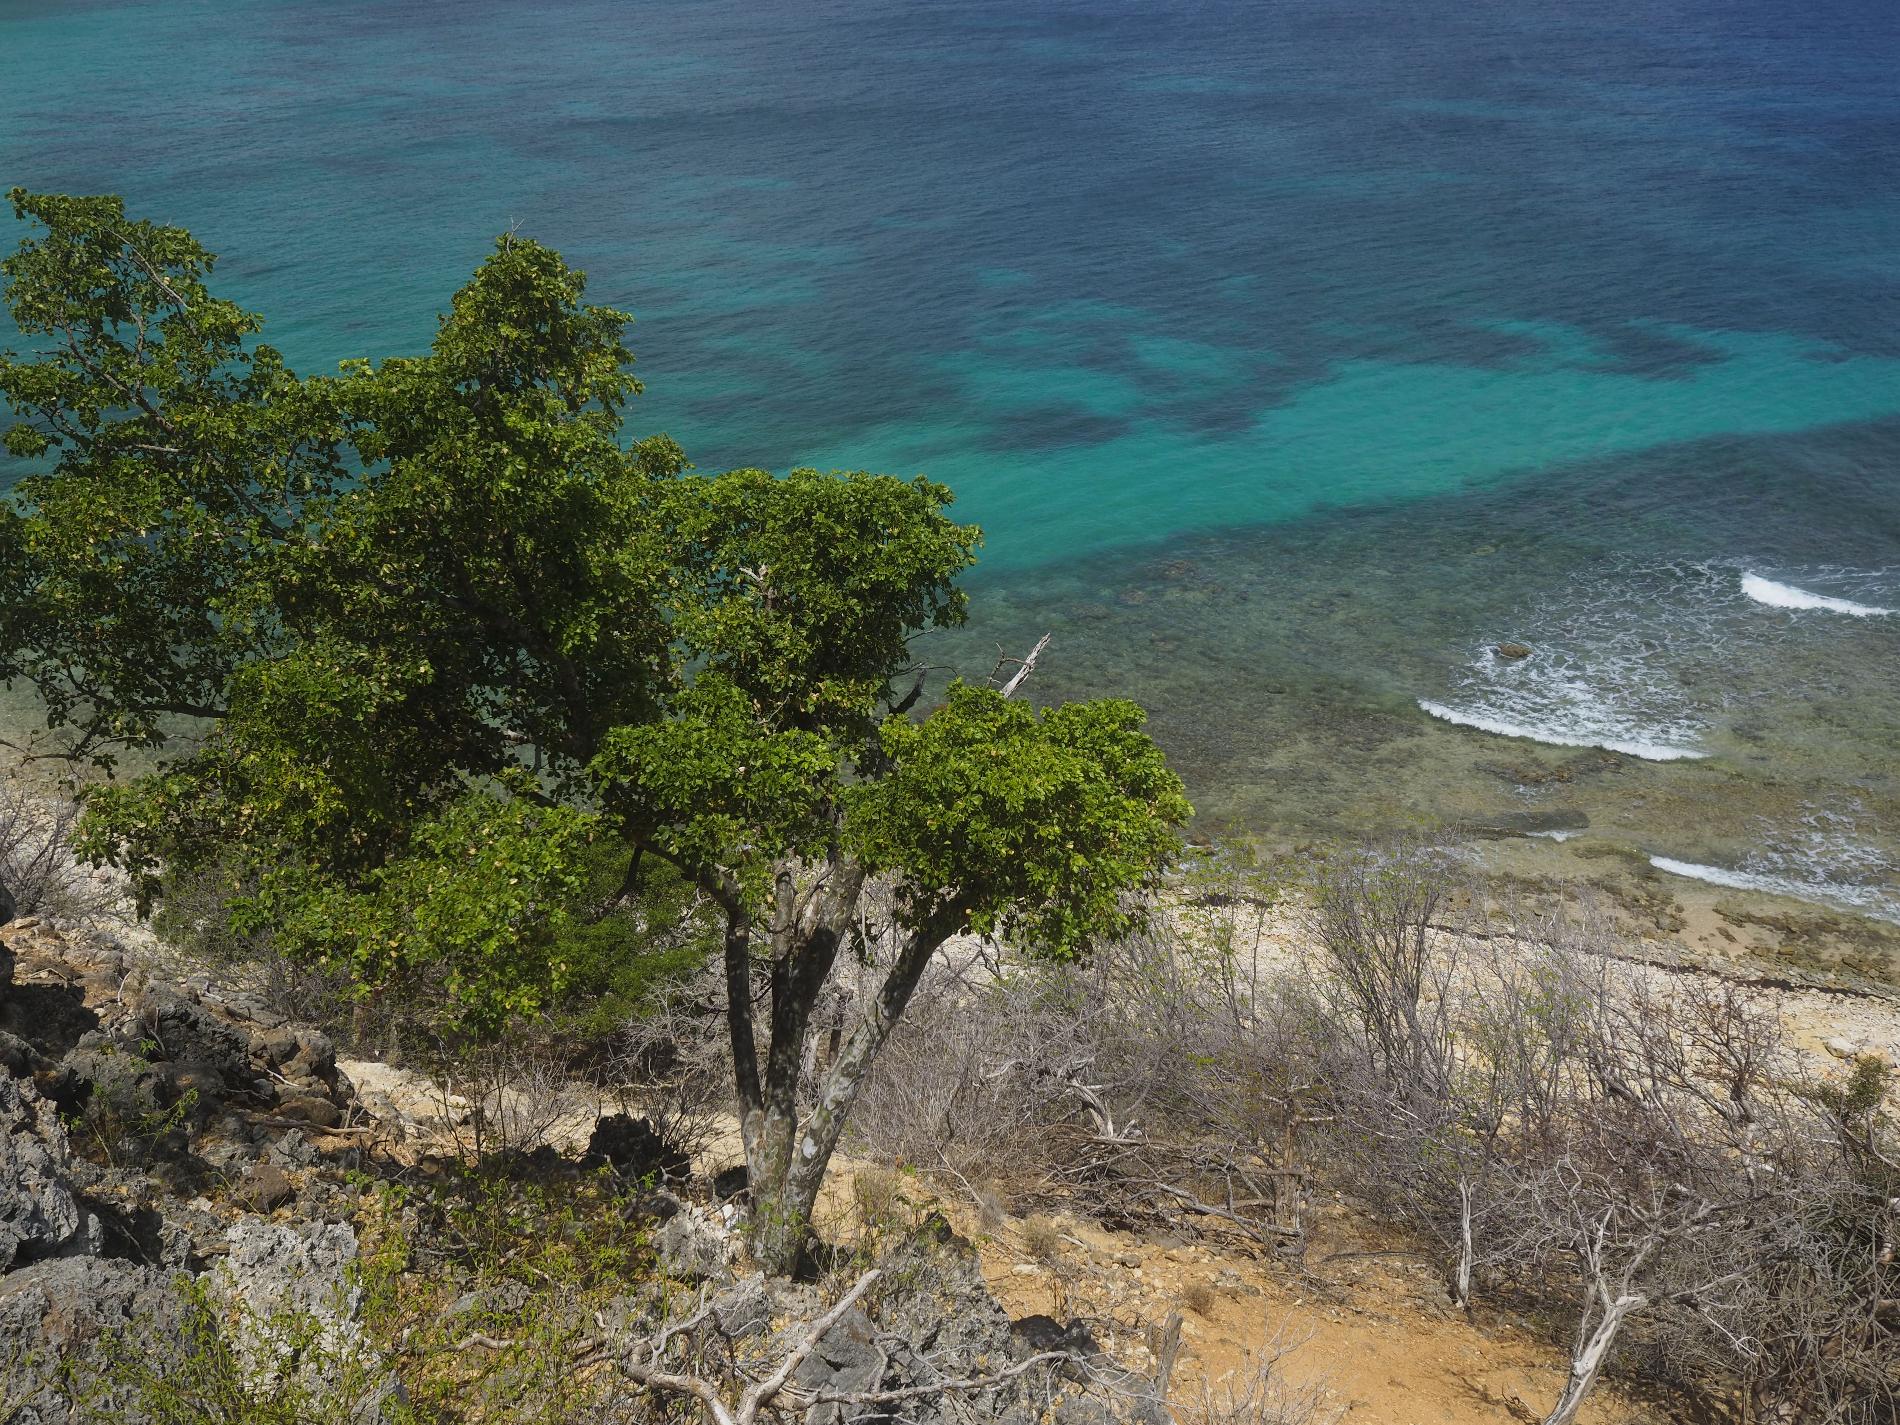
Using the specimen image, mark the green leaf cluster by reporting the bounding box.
[849,682,1191,953]
[1,191,1189,1034]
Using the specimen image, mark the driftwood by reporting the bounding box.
[581,1268,1077,1425]
[993,633,1051,700]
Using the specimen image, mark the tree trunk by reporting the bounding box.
[722,899,762,1123]
[747,905,962,1275]
[1453,1176,1473,1313]
[1543,1292,1645,1425]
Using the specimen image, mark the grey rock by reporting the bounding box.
[793,1306,882,1425]
[268,1128,320,1169]
[167,1200,229,1268]
[0,1075,101,1270]
[64,1043,168,1117]
[285,1029,336,1084]
[0,1255,188,1424]
[251,1023,301,1067]
[211,1219,361,1330]
[654,1211,734,1281]
[135,984,252,1086]
[227,996,287,1030]
[877,1230,1013,1363]
[208,1219,403,1420]
[707,1273,776,1339]
[156,1214,201,1269]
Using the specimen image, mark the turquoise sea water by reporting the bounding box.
[4,0,1899,923]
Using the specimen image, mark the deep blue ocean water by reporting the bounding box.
[4,0,1899,923]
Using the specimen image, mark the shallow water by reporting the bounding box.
[3,0,1898,920]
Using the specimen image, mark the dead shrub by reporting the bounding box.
[1176,1325,1337,1425]
[1020,1214,1066,1264]
[1178,1277,1219,1318]
[850,1164,914,1238]
[0,777,115,926]
[850,835,1898,1423]
[976,1183,1008,1231]
[599,955,729,1171]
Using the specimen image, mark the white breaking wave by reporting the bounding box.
[1650,855,1900,925]
[1417,559,1722,764]
[1417,699,1707,762]
[1740,573,1893,617]
[1421,558,1898,766]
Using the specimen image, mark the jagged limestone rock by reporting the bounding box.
[0,1075,101,1270]
[0,1256,188,1425]
[655,1209,735,1281]
[205,1219,404,1421]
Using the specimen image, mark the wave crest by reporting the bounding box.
[1649,855,1900,925]
[1418,699,1707,761]
[1740,573,1893,617]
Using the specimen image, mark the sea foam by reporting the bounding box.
[1740,573,1893,617]
[1417,699,1707,762]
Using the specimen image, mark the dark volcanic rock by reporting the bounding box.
[0,1028,38,1077]
[136,983,253,1089]
[585,1112,690,1183]
[236,1161,295,1213]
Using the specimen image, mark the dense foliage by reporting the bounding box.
[0,190,1189,1265]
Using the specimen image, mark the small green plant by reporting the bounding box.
[66,1276,400,1425]
[70,1063,198,1171]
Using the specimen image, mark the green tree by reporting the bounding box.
[0,191,1190,1272]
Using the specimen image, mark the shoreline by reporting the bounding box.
[1450,829,1900,993]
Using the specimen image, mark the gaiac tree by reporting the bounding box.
[0,191,1189,1272]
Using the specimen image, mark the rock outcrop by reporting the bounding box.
[0,919,372,1421]
[644,1223,1140,1425]
[0,1075,102,1270]
[0,917,1148,1425]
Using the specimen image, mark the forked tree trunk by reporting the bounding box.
[730,636,1046,1276]
[1453,1176,1474,1314]
[727,876,965,1276]
[1543,1291,1646,1425]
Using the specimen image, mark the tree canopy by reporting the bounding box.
[0,190,1189,1269]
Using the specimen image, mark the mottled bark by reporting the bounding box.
[1544,1291,1645,1425]
[749,899,961,1276]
